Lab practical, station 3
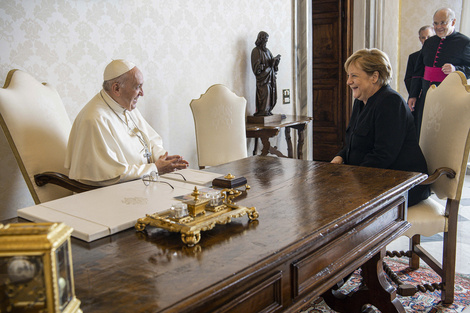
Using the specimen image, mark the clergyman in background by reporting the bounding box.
[408,8,470,139]
[404,25,435,94]
[404,25,435,135]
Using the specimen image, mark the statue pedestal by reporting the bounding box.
[247,114,282,125]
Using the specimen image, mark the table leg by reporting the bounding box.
[322,249,405,313]
[247,128,282,157]
[260,136,271,156]
[285,127,293,158]
[297,126,306,159]
[253,138,258,156]
[288,123,308,159]
[260,137,287,157]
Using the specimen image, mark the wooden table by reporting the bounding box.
[246,115,312,159]
[6,156,426,313]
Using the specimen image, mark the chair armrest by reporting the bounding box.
[420,167,456,185]
[34,172,100,193]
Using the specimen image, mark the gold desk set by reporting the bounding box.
[135,174,259,246]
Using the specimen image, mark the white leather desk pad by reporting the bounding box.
[18,169,223,242]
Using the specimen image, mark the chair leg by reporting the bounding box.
[441,199,459,304]
[409,234,420,269]
[441,230,456,304]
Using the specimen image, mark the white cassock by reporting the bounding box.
[65,90,166,186]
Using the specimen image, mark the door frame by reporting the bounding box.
[293,0,354,160]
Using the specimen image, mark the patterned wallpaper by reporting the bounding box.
[0,0,293,218]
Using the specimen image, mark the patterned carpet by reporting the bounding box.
[298,257,470,313]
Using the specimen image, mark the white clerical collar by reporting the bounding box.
[101,89,127,115]
[441,30,456,40]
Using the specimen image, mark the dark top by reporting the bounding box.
[337,85,430,206]
[410,31,470,98]
[404,50,420,94]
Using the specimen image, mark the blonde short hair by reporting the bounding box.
[344,48,392,86]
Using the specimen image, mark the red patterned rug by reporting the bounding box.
[298,257,470,312]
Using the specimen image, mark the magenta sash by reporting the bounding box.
[423,66,447,82]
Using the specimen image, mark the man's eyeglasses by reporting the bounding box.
[166,172,186,181]
[433,20,449,27]
[142,171,174,189]
[141,171,187,188]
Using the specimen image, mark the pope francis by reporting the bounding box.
[65,59,188,186]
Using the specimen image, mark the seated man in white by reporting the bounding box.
[65,59,188,186]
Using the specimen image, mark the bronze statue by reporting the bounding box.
[251,31,281,116]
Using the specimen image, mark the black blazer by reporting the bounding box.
[404,50,420,94]
[337,85,430,206]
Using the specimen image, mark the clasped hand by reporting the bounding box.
[155,152,189,174]
[442,63,455,75]
[407,64,455,112]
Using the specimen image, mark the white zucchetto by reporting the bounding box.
[103,59,136,81]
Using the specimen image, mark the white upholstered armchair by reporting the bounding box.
[385,71,470,304]
[0,70,98,204]
[190,84,248,169]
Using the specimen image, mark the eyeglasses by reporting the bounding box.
[166,172,186,181]
[433,20,449,27]
[142,171,174,189]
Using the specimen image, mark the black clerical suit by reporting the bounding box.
[337,85,430,206]
[404,50,420,94]
[409,31,470,138]
[405,50,422,132]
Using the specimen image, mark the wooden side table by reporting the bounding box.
[246,115,313,159]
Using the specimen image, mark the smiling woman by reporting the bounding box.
[346,63,381,103]
[344,49,392,104]
[331,48,430,206]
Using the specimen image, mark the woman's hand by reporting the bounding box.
[330,156,344,164]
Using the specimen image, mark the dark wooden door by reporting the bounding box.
[312,0,352,161]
